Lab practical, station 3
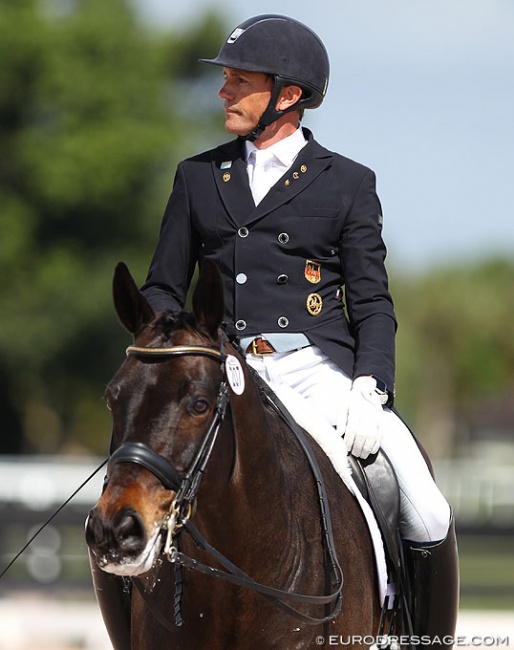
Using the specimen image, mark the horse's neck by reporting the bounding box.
[232,391,287,506]
[201,381,310,565]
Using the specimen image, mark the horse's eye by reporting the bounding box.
[192,399,209,415]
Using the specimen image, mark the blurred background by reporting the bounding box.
[0,0,513,647]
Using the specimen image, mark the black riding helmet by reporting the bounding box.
[199,14,330,141]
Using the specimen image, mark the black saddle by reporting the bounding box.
[348,452,401,578]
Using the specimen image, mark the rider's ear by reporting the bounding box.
[192,260,224,339]
[112,262,155,335]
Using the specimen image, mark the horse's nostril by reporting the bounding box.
[115,510,146,553]
[85,510,105,549]
[86,507,147,561]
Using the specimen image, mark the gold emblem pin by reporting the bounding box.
[293,171,299,180]
[223,172,231,182]
[284,179,290,186]
[305,259,321,284]
[307,293,323,316]
[300,164,307,173]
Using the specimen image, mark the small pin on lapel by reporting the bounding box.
[221,161,232,170]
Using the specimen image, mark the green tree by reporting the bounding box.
[0,0,225,454]
[392,258,514,459]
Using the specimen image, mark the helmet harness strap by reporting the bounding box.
[246,76,302,142]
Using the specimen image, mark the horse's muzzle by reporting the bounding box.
[86,506,162,576]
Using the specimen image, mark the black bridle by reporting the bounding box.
[110,344,229,505]
[108,341,344,626]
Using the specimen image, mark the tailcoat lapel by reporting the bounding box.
[211,132,334,227]
[248,141,333,225]
[212,140,254,227]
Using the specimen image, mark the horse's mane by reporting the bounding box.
[154,310,202,340]
[153,309,243,353]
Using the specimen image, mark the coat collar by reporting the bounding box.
[212,128,333,227]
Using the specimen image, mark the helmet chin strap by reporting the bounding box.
[245,77,300,142]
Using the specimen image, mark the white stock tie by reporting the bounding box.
[248,148,276,206]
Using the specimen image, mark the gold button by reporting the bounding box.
[300,165,307,173]
[284,179,290,186]
[223,172,231,182]
[293,171,299,180]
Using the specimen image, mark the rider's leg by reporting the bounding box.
[403,516,459,647]
[380,413,459,645]
[248,347,459,644]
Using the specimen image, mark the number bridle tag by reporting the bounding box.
[225,355,245,395]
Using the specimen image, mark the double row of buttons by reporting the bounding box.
[235,273,288,285]
[238,228,290,244]
[235,316,289,332]
[235,227,291,330]
[237,228,290,284]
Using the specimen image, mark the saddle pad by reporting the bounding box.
[267,382,389,605]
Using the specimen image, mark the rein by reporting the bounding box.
[109,341,343,626]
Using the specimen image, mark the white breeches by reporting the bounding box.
[246,345,451,544]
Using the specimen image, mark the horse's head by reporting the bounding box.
[86,260,237,576]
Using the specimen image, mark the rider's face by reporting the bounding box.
[218,67,273,136]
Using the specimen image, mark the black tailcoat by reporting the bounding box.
[142,129,397,390]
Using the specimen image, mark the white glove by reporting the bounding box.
[341,376,385,459]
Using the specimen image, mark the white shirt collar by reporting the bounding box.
[244,127,307,167]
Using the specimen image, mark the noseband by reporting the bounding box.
[107,340,343,626]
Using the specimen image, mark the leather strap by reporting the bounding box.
[168,373,344,625]
[172,519,342,624]
[246,337,276,355]
[109,442,182,492]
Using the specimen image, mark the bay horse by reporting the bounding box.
[86,260,388,650]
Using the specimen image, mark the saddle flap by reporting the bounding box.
[349,452,401,573]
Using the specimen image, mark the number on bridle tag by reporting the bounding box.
[225,355,245,395]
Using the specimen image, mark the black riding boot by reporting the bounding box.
[89,551,132,650]
[404,516,459,647]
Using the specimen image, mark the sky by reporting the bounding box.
[136,0,514,272]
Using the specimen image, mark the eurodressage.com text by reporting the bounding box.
[314,635,511,647]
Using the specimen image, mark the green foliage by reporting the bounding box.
[392,259,514,458]
[1,1,512,459]
[0,0,226,454]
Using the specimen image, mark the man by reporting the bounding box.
[141,13,459,642]
[95,14,459,647]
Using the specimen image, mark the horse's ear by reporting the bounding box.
[112,262,155,334]
[192,260,224,339]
